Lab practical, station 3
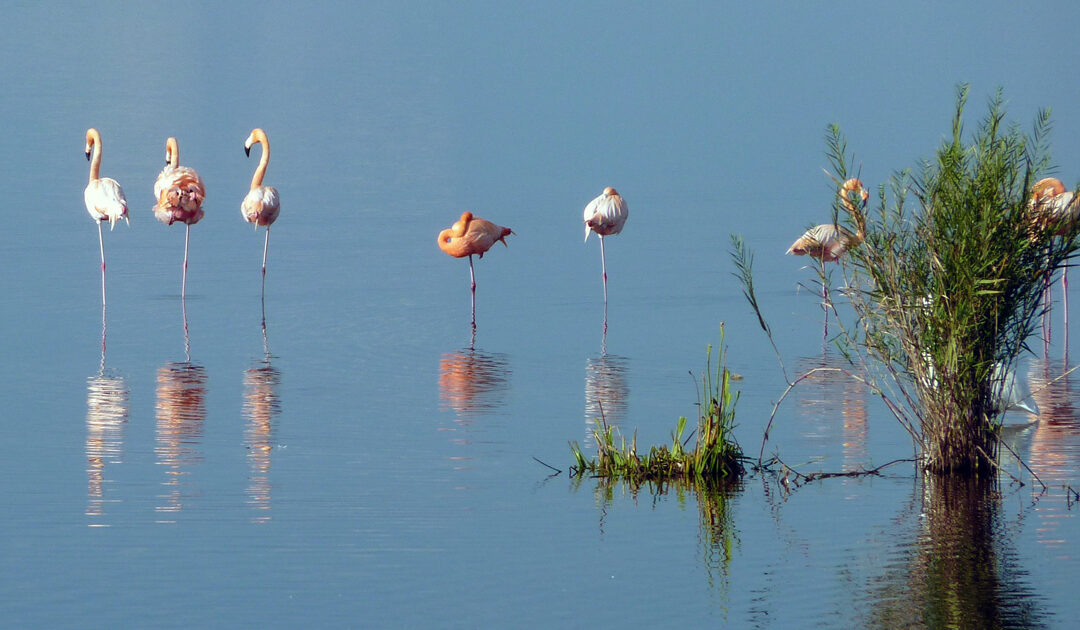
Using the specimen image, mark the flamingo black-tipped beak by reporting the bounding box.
[245,145,251,157]
[85,150,91,161]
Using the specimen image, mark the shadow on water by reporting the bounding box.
[86,304,129,526]
[794,351,868,472]
[869,475,1046,629]
[155,298,207,522]
[243,316,281,524]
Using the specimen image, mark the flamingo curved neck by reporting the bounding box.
[87,129,102,181]
[251,133,270,189]
[165,137,180,168]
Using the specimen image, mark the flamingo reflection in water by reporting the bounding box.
[794,352,868,475]
[438,348,511,419]
[584,352,630,449]
[86,310,129,525]
[244,352,281,524]
[154,360,207,521]
[437,212,513,331]
[1022,358,1080,548]
[439,347,511,471]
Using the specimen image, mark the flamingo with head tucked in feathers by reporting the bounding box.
[84,128,129,306]
[242,128,280,292]
[154,137,206,299]
[583,187,629,305]
[438,211,513,330]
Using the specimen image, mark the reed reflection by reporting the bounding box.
[244,336,281,524]
[869,476,1041,628]
[86,305,128,525]
[155,300,207,521]
[1025,358,1080,547]
[584,352,630,448]
[794,352,868,472]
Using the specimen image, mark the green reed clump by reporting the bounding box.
[738,85,1080,477]
[570,327,745,483]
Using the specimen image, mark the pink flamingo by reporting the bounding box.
[154,137,206,298]
[242,128,280,294]
[786,178,868,335]
[84,128,129,306]
[583,187,629,304]
[1028,177,1080,347]
[438,211,513,330]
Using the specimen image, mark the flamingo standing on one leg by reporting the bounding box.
[1028,177,1080,348]
[242,128,280,298]
[153,137,206,299]
[438,211,513,331]
[84,128,129,306]
[786,178,868,337]
[583,187,629,306]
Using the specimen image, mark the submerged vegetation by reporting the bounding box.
[570,326,745,484]
[737,86,1080,477]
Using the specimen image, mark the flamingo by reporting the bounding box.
[583,187,629,304]
[786,178,868,335]
[242,128,280,292]
[84,128,129,306]
[1028,177,1080,341]
[153,137,206,298]
[438,211,513,330]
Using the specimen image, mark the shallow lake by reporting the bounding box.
[3,3,1079,627]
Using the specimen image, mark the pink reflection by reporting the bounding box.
[1026,359,1080,549]
[155,361,207,521]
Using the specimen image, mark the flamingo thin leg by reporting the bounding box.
[600,235,609,304]
[1063,269,1069,354]
[98,222,106,307]
[182,224,191,299]
[261,227,271,296]
[469,255,477,330]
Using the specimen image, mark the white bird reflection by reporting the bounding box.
[794,352,868,473]
[1024,358,1080,548]
[244,333,281,524]
[584,353,630,448]
[86,306,128,525]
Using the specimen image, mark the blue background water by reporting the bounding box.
[2,2,1079,626]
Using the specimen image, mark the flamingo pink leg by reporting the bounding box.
[1064,269,1070,354]
[599,235,609,304]
[182,224,191,299]
[261,226,271,296]
[97,222,106,307]
[469,254,477,330]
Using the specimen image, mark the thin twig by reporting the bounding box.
[533,457,562,475]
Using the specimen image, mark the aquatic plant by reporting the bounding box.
[738,85,1080,477]
[570,326,745,482]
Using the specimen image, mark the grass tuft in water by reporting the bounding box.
[570,325,745,483]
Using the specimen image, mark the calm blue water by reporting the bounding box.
[3,3,1080,627]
